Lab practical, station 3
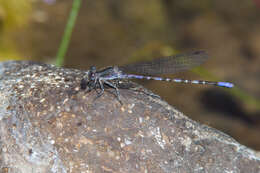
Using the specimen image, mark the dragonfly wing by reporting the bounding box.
[119,50,208,75]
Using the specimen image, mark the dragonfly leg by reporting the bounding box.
[130,87,161,99]
[104,80,122,104]
[94,80,105,100]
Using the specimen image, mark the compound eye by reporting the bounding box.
[90,66,96,72]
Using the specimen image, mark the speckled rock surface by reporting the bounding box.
[0,61,259,173]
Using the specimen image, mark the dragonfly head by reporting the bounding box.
[88,66,97,81]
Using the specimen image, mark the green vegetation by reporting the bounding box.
[0,0,32,60]
[55,0,82,67]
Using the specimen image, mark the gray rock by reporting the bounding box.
[0,61,259,173]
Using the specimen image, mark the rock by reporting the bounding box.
[0,61,259,173]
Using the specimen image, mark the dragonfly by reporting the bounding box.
[80,50,234,102]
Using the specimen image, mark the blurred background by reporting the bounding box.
[0,0,260,150]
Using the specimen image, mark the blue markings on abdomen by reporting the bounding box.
[217,82,234,88]
[125,74,234,88]
[126,74,144,79]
